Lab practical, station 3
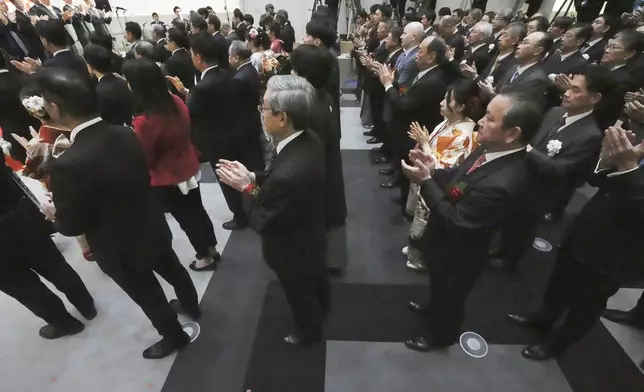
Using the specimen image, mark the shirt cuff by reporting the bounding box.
[249,172,256,183]
[385,84,394,92]
[607,167,639,177]
[594,158,612,174]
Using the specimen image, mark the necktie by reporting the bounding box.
[509,67,520,83]
[268,149,278,168]
[488,56,501,76]
[9,31,28,57]
[539,116,567,149]
[580,43,590,54]
[466,154,487,174]
[394,50,406,69]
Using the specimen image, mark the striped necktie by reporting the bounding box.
[509,67,520,83]
[488,56,501,76]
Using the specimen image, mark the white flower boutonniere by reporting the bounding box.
[485,75,494,85]
[488,43,495,52]
[547,140,563,157]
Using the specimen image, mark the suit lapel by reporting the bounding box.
[512,64,536,84]
[533,111,563,147]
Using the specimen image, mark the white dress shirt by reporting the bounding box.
[480,147,526,166]
[0,69,9,74]
[172,48,186,55]
[558,110,593,131]
[515,61,538,76]
[384,64,438,92]
[53,49,70,57]
[70,117,103,142]
[560,50,579,61]
[276,131,303,154]
[470,43,487,53]
[201,65,218,79]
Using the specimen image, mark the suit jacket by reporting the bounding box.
[543,51,589,108]
[568,167,644,283]
[231,62,264,170]
[548,38,563,58]
[362,41,388,94]
[594,65,637,131]
[581,38,606,65]
[29,3,61,19]
[0,20,27,62]
[247,130,326,278]
[165,48,196,90]
[48,120,173,274]
[41,49,89,79]
[110,51,125,75]
[0,153,24,216]
[13,9,45,61]
[62,4,89,47]
[0,70,39,162]
[96,73,134,126]
[525,107,602,213]
[185,66,235,162]
[281,22,295,53]
[420,149,530,274]
[153,38,171,63]
[465,43,492,75]
[394,46,419,87]
[445,33,466,63]
[478,52,516,87]
[213,32,230,68]
[496,63,548,107]
[386,66,446,150]
[424,27,435,38]
[324,47,342,136]
[309,90,347,228]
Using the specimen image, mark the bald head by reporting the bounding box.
[417,35,446,69]
[401,21,424,48]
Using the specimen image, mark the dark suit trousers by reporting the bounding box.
[427,255,486,344]
[499,213,542,269]
[0,200,94,329]
[277,271,331,338]
[534,242,620,351]
[369,89,386,141]
[210,162,248,224]
[101,246,198,342]
[155,185,217,259]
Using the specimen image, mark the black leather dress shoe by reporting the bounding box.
[379,168,394,175]
[381,180,399,188]
[169,299,202,320]
[521,342,561,361]
[284,332,322,346]
[142,333,190,359]
[366,137,381,144]
[222,219,248,230]
[404,336,449,352]
[189,254,219,272]
[363,130,374,136]
[602,309,644,329]
[507,313,552,331]
[373,156,390,164]
[371,146,382,152]
[408,300,431,316]
[39,320,85,340]
[80,306,98,321]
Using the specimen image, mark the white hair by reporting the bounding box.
[266,75,315,130]
[474,22,493,41]
[405,21,425,41]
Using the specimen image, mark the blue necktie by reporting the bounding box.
[509,67,520,83]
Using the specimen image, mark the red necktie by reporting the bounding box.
[466,154,487,174]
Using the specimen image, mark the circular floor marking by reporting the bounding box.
[459,332,489,358]
[533,238,553,252]
[182,321,201,343]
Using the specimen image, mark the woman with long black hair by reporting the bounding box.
[122,59,220,272]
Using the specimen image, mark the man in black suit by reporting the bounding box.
[84,44,133,126]
[61,0,89,47]
[38,67,199,359]
[165,27,197,91]
[151,24,171,63]
[228,8,245,42]
[207,14,230,68]
[508,125,644,360]
[0,52,38,163]
[547,16,574,57]
[123,21,142,60]
[403,93,542,352]
[439,16,465,63]
[11,20,88,78]
[9,0,45,61]
[580,15,612,64]
[0,153,95,340]
[223,41,265,230]
[543,23,592,109]
[378,36,447,210]
[167,33,236,236]
[463,21,493,74]
[28,0,81,55]
[492,67,612,271]
[357,21,390,145]
[480,31,551,108]
[489,8,513,57]
[88,30,123,75]
[420,9,436,37]
[217,75,329,346]
[275,11,295,53]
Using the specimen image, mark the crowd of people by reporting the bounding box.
[0,0,644,381]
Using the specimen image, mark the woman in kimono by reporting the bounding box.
[404,80,477,271]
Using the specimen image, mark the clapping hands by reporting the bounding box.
[10,57,42,75]
[165,76,187,95]
[553,74,572,91]
[215,159,252,192]
[376,63,395,86]
[600,126,644,172]
[408,121,430,147]
[401,147,437,184]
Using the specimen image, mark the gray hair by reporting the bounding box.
[134,41,155,59]
[265,75,315,130]
[496,8,514,23]
[505,21,527,42]
[151,24,166,39]
[469,8,483,22]
[474,22,493,41]
[405,21,425,41]
[229,40,251,60]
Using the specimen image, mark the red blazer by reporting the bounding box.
[132,94,200,187]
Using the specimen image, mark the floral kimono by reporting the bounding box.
[405,118,477,270]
